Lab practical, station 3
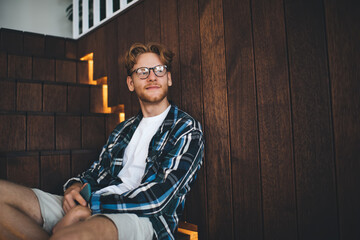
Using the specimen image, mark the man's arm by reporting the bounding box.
[90,128,204,216]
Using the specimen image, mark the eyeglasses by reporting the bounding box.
[129,65,168,79]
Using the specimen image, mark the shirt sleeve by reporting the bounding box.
[90,128,204,216]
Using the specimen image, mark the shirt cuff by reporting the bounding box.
[90,193,101,214]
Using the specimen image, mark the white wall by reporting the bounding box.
[0,0,72,38]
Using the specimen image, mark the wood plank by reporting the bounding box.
[23,32,45,57]
[0,114,26,152]
[177,0,207,239]
[27,114,55,151]
[6,152,40,188]
[8,55,32,80]
[43,83,67,112]
[68,85,90,113]
[104,20,119,107]
[0,80,16,111]
[160,0,181,108]
[71,149,99,177]
[17,82,42,112]
[55,115,81,150]
[285,0,339,239]
[324,1,360,239]
[40,152,70,194]
[33,57,55,82]
[45,36,65,59]
[251,0,297,239]
[198,0,233,239]
[81,115,106,149]
[56,60,76,83]
[144,0,161,43]
[65,39,77,60]
[90,85,105,113]
[0,29,23,54]
[223,0,263,239]
[0,52,7,78]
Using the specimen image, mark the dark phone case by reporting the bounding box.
[80,183,91,202]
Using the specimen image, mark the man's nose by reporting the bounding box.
[148,69,157,81]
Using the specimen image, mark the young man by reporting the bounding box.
[0,42,204,240]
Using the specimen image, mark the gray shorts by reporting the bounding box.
[32,188,154,240]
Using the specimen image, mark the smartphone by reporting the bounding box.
[79,183,91,203]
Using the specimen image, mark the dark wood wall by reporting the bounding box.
[48,0,360,239]
[0,29,121,195]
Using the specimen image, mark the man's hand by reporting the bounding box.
[52,205,91,234]
[63,182,87,213]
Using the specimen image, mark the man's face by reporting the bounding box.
[127,53,172,105]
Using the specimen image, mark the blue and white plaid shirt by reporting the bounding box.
[64,104,204,239]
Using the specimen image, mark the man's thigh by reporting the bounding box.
[32,188,64,233]
[100,213,154,240]
[50,215,118,240]
[0,180,43,225]
[50,214,154,240]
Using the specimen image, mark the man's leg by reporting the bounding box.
[50,215,118,240]
[0,180,49,240]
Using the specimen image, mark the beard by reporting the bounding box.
[135,84,169,104]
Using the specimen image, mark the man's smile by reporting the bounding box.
[145,84,161,90]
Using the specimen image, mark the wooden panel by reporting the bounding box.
[198,0,233,239]
[33,57,55,82]
[104,20,119,107]
[41,152,70,194]
[105,113,121,138]
[82,115,105,149]
[43,83,67,112]
[160,0,181,108]
[68,85,90,113]
[144,0,161,43]
[0,29,23,54]
[251,0,297,239]
[65,39,77,60]
[6,152,40,188]
[17,82,42,112]
[0,114,26,151]
[0,52,7,78]
[285,0,339,239]
[8,55,32,80]
[71,149,99,177]
[23,32,45,56]
[0,80,16,111]
[45,36,65,58]
[55,115,81,150]
[90,85,105,113]
[27,114,55,150]
[56,60,76,83]
[223,0,263,239]
[324,1,360,239]
[116,13,137,118]
[93,26,107,80]
[77,61,89,84]
[177,0,207,238]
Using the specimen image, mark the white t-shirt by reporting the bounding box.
[95,105,171,196]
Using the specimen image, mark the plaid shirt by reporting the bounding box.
[64,104,204,239]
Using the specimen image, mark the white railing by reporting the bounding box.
[73,0,139,39]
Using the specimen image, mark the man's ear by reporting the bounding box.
[127,76,135,91]
[167,72,172,87]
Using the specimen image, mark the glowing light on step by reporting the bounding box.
[81,52,125,124]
